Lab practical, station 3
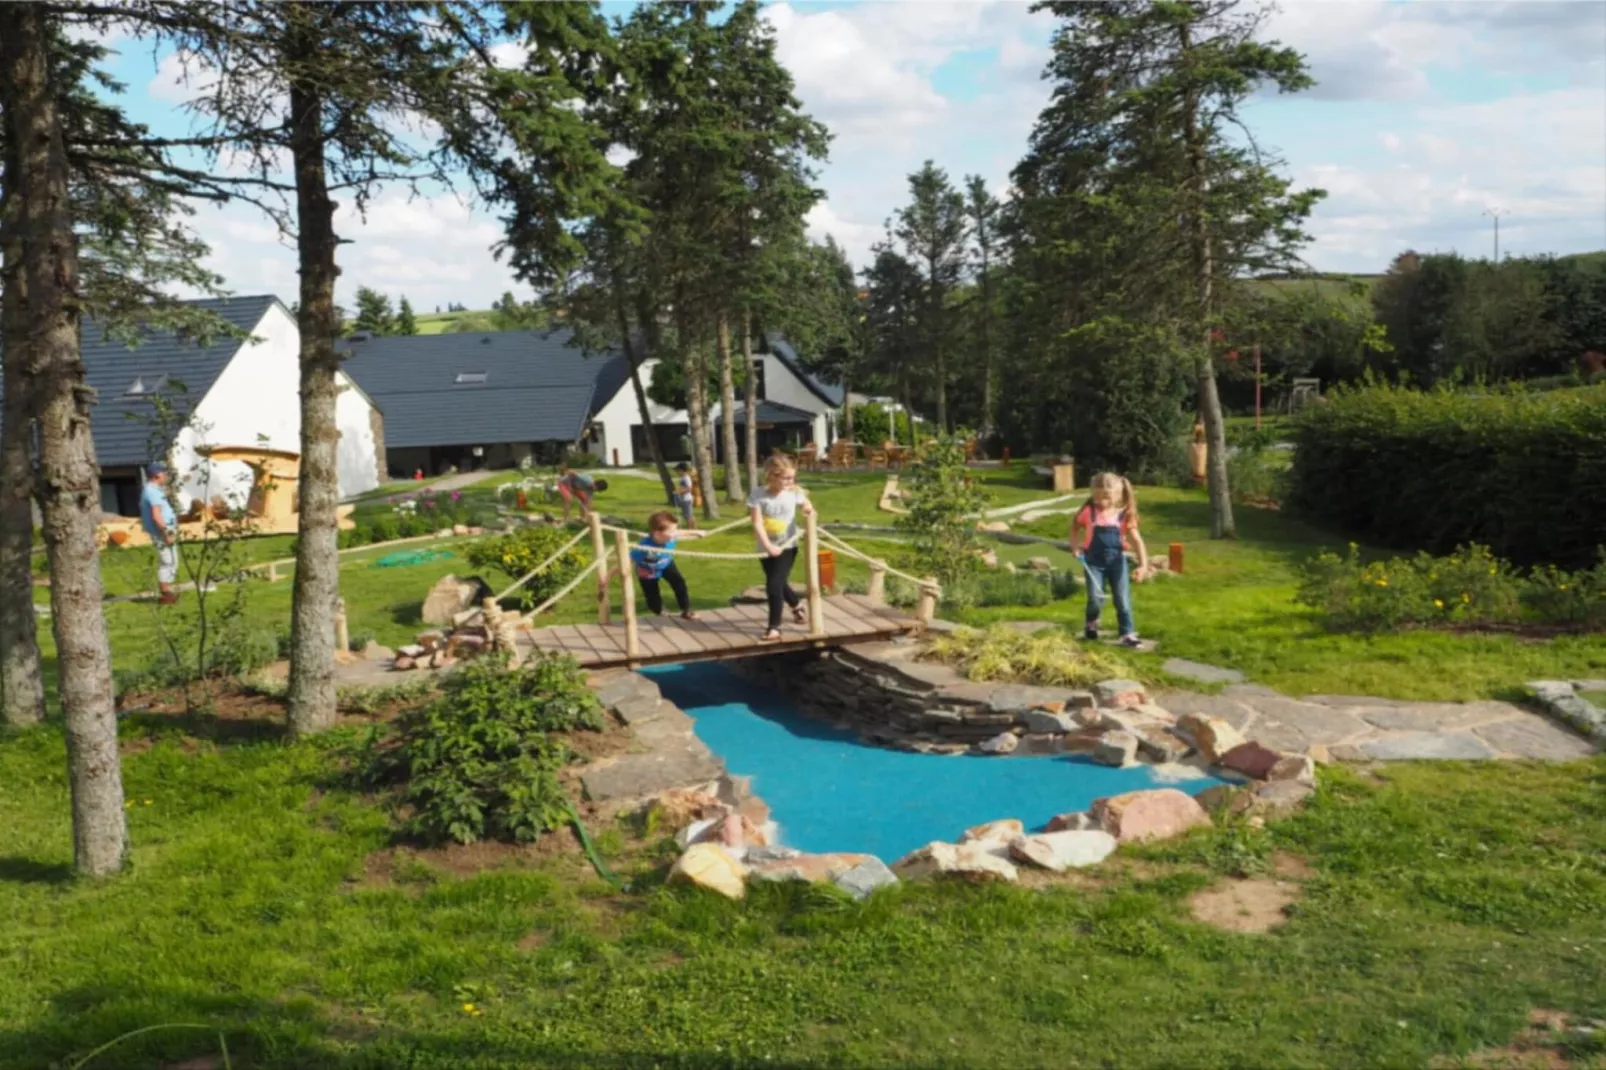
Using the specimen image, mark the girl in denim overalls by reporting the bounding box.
[1070,472,1152,647]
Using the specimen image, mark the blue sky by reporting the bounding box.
[90,1,1606,311]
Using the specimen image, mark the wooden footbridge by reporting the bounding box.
[471,511,941,671]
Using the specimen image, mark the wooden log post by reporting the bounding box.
[267,562,280,583]
[589,511,610,624]
[334,597,349,655]
[916,576,939,625]
[614,528,639,661]
[866,559,887,605]
[805,511,826,638]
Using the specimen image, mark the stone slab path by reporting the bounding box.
[1157,684,1596,763]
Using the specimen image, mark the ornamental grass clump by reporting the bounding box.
[924,624,1136,688]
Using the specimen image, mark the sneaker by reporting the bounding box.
[1118,633,1143,648]
[158,592,179,606]
[1083,626,1099,642]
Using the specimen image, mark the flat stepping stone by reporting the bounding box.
[1102,638,1159,653]
[1162,658,1244,685]
[581,748,723,802]
[1003,620,1059,634]
[1357,703,1514,734]
[1153,690,1258,731]
[1355,733,1496,761]
[1473,716,1597,761]
[1237,697,1369,747]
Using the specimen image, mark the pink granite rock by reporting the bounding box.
[1093,788,1212,844]
[1219,740,1283,779]
[960,818,1025,844]
[1176,713,1246,763]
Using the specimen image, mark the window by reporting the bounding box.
[454,372,488,386]
[750,359,766,400]
[123,374,167,397]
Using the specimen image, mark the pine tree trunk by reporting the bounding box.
[842,374,854,442]
[613,282,674,502]
[0,162,47,728]
[685,345,719,521]
[935,343,948,433]
[741,313,758,488]
[1,3,127,873]
[1181,18,1235,539]
[285,20,342,737]
[716,312,742,501]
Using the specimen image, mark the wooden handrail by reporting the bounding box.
[805,511,825,637]
[614,527,639,661]
[589,511,611,625]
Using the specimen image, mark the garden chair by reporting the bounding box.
[798,443,819,471]
[867,448,888,471]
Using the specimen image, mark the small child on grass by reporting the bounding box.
[630,510,705,619]
[1070,471,1152,648]
[674,462,697,528]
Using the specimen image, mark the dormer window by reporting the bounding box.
[454,372,488,386]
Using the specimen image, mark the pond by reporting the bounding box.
[643,661,1227,862]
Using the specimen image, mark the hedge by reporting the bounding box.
[1285,383,1606,567]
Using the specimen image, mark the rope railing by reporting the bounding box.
[486,527,590,605]
[517,556,604,623]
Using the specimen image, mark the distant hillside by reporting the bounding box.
[412,310,490,336]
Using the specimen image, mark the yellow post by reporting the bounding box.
[866,560,887,605]
[615,528,639,661]
[805,512,825,638]
[916,576,939,624]
[589,511,610,624]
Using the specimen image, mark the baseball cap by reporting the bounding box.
[148,461,169,477]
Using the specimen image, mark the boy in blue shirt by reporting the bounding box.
[629,510,706,619]
[139,461,180,604]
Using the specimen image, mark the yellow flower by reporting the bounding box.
[1559,584,1569,591]
[1433,599,1444,608]
[144,800,153,806]
[463,1003,476,1013]
[1461,592,1470,602]
[1375,579,1388,587]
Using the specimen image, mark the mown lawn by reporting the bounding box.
[6,463,1606,1067]
[26,463,1606,702]
[1,723,1602,1068]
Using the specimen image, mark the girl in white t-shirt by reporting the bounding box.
[747,454,813,641]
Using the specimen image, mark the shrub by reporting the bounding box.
[463,526,586,609]
[896,432,992,591]
[354,653,603,845]
[967,569,1080,608]
[1296,542,1601,633]
[923,624,1136,688]
[1286,382,1606,567]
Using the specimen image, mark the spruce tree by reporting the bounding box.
[396,295,418,335]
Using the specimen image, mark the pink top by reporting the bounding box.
[1073,504,1132,551]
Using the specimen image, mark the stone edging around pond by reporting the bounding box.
[1528,679,1606,742]
[577,653,1326,901]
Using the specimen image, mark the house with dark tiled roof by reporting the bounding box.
[340,327,846,474]
[1,295,384,517]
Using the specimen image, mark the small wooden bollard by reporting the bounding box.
[334,598,349,655]
[915,576,939,624]
[804,512,826,638]
[1168,542,1184,574]
[866,560,887,605]
[589,511,611,624]
[614,528,639,660]
[267,562,279,583]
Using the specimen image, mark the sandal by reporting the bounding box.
[791,605,806,624]
[680,610,700,621]
[759,629,783,642]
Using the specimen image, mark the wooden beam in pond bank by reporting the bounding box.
[521,594,918,670]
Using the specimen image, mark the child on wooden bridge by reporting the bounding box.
[630,510,706,620]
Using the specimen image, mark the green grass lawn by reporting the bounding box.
[1,724,1602,1068]
[6,464,1606,1067]
[25,464,1606,702]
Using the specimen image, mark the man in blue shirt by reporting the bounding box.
[139,462,179,604]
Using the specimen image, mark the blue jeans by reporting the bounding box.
[1082,552,1134,636]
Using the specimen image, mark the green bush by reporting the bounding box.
[463,525,585,609]
[1296,543,1605,633]
[354,653,603,846]
[1286,382,1606,567]
[896,432,992,591]
[968,569,1080,608]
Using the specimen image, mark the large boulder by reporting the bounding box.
[1093,788,1212,844]
[1176,713,1247,763]
[668,843,748,899]
[895,841,1019,883]
[1008,830,1118,872]
[1093,730,1138,767]
[421,574,487,626]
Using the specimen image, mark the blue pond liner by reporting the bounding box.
[643,661,1227,862]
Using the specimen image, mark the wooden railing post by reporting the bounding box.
[614,528,639,661]
[916,576,939,625]
[334,597,349,655]
[866,560,887,605]
[589,511,610,624]
[267,562,279,583]
[805,512,826,637]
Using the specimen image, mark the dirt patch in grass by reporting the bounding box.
[1270,851,1315,880]
[1431,1009,1594,1069]
[1188,877,1302,933]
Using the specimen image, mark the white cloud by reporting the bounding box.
[805,201,886,270]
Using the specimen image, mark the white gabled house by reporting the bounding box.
[26,295,386,517]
